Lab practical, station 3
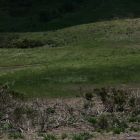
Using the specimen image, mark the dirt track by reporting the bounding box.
[0,62,50,69]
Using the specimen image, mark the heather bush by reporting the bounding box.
[128,94,140,115]
[61,133,68,139]
[130,126,140,132]
[85,92,93,100]
[0,34,44,48]
[86,117,97,126]
[12,39,44,48]
[94,87,128,112]
[8,132,25,139]
[44,134,57,140]
[0,34,19,48]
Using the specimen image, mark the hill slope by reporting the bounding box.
[1,18,140,97]
[0,0,140,32]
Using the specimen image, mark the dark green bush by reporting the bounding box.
[86,117,97,126]
[94,87,108,102]
[46,119,56,124]
[71,134,83,140]
[8,124,14,129]
[46,39,55,45]
[8,132,25,139]
[61,133,68,139]
[118,121,128,129]
[94,87,128,112]
[46,107,55,113]
[81,132,93,138]
[0,83,14,105]
[128,116,140,122]
[0,132,3,137]
[85,92,93,100]
[44,134,57,140]
[13,107,26,119]
[130,126,140,132]
[0,35,44,48]
[105,120,127,134]
[26,107,38,119]
[0,114,3,120]
[83,102,93,109]
[38,133,46,137]
[92,128,102,133]
[0,34,19,48]
[128,97,135,107]
[106,126,125,134]
[112,127,122,134]
[0,35,43,49]
[12,39,44,48]
[97,115,109,129]
[13,106,38,120]
[9,91,25,101]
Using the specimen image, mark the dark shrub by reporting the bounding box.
[83,102,93,109]
[94,87,128,112]
[130,126,140,132]
[46,39,55,45]
[112,127,122,134]
[39,10,51,22]
[86,117,97,126]
[0,34,44,48]
[85,92,93,100]
[97,115,109,129]
[0,34,19,48]
[8,132,25,139]
[12,39,44,48]
[128,116,140,122]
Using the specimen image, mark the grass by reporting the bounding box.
[1,18,140,98]
[8,132,25,139]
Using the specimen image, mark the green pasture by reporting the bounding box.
[1,18,140,98]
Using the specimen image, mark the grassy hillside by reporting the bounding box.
[0,0,140,32]
[1,18,140,98]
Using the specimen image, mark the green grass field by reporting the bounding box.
[1,18,140,98]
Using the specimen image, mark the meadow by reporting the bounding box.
[1,18,140,98]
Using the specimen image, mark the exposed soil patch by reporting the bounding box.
[0,62,50,69]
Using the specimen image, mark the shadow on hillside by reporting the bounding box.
[0,0,140,33]
[0,16,139,33]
